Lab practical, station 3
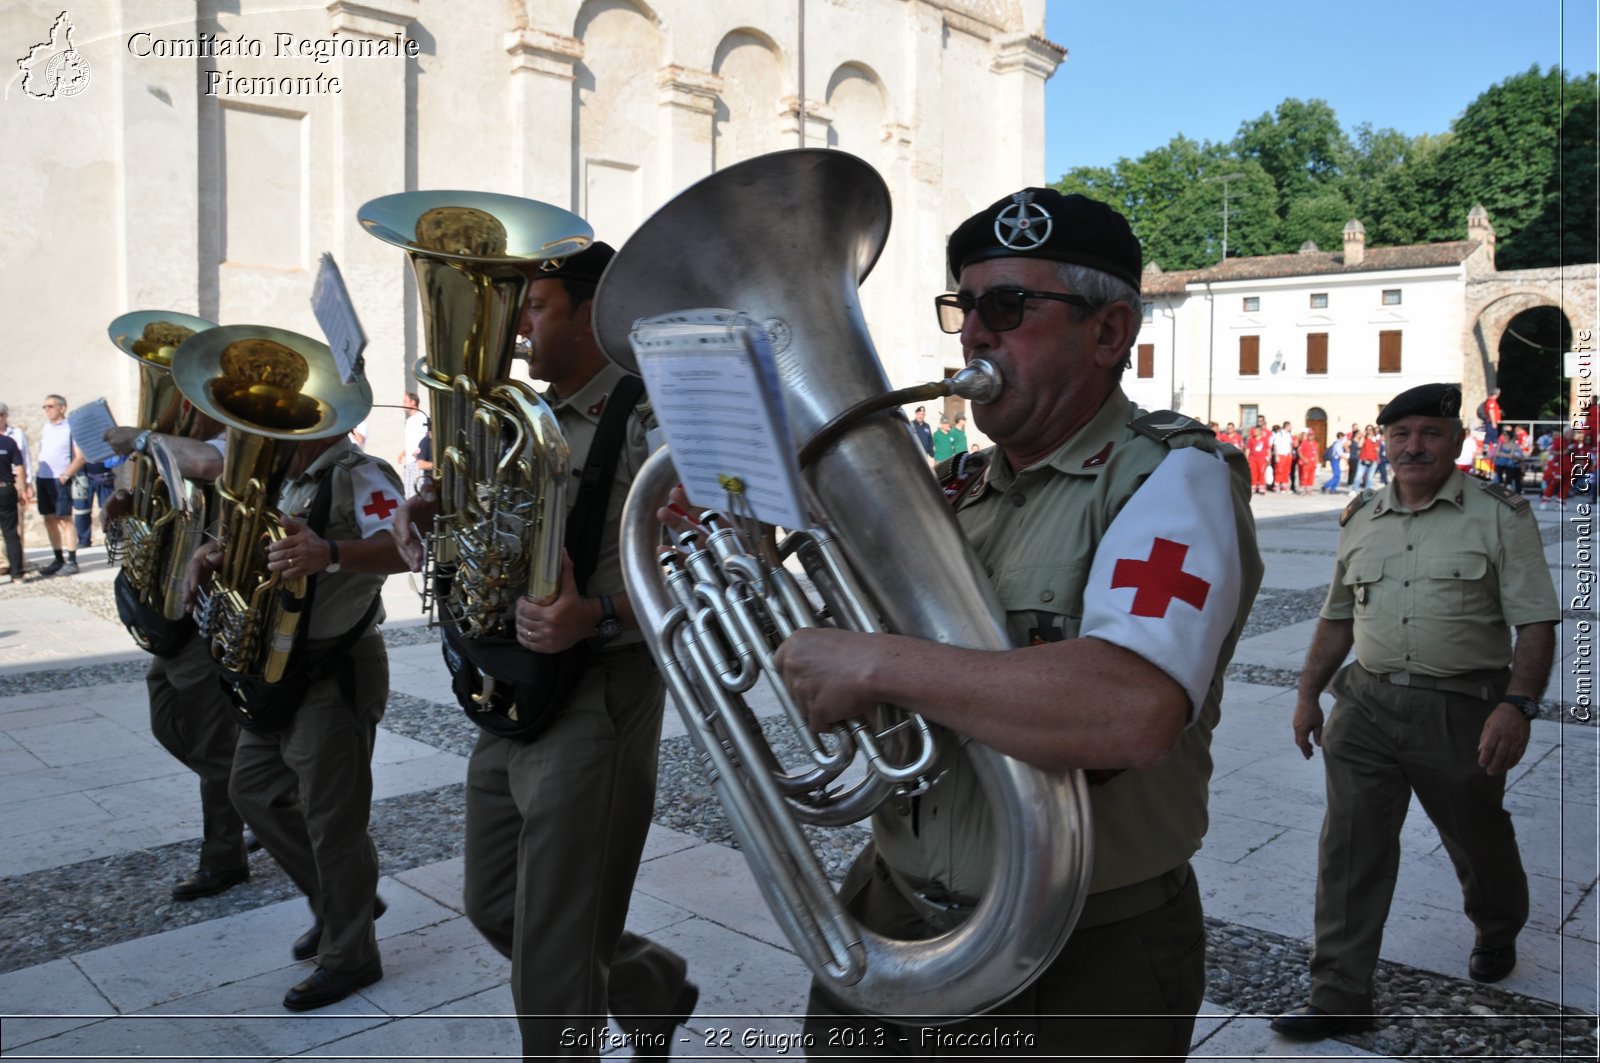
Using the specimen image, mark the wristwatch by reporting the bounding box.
[1503,695,1539,721]
[324,539,341,574]
[595,594,621,643]
[133,430,152,455]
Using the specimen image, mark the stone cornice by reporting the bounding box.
[506,28,583,79]
[657,64,722,113]
[326,0,418,38]
[990,32,1063,78]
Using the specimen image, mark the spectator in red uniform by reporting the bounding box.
[1246,425,1270,494]
[1297,432,1320,495]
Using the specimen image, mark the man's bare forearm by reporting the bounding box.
[1508,622,1556,700]
[1297,617,1354,700]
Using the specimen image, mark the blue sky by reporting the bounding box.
[1043,0,1599,181]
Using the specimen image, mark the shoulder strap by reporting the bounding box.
[565,373,646,594]
[1128,410,1211,446]
[1340,490,1375,526]
[1482,479,1531,511]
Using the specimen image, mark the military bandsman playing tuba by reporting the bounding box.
[770,189,1264,1056]
[103,315,251,903]
[179,332,410,1012]
[393,242,697,1061]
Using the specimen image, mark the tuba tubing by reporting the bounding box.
[623,447,1092,1018]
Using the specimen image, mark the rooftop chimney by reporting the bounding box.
[1298,240,1320,254]
[1343,219,1366,267]
[1467,203,1496,258]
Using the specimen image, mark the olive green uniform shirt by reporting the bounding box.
[544,360,652,649]
[277,439,401,639]
[874,391,1263,897]
[1322,471,1559,673]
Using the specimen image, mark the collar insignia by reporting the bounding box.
[586,396,607,418]
[1082,441,1114,469]
[995,191,1052,251]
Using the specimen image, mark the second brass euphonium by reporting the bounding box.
[359,192,589,671]
[172,326,370,689]
[107,311,218,644]
[594,150,1093,1020]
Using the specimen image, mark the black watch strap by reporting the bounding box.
[595,594,621,642]
[1503,695,1539,721]
[325,539,341,573]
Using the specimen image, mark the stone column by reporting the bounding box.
[656,64,720,197]
[117,0,205,420]
[325,0,417,458]
[989,32,1063,183]
[507,28,582,208]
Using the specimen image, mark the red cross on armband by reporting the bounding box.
[362,490,399,521]
[1111,537,1211,618]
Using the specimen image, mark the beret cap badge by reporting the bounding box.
[994,191,1053,252]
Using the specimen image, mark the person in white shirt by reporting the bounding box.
[35,394,85,577]
[397,392,428,498]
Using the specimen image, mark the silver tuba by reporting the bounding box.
[594,149,1093,1019]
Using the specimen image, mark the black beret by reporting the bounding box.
[947,188,1142,289]
[1378,383,1463,425]
[535,240,615,285]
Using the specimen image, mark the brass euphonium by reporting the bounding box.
[171,326,370,686]
[106,311,217,642]
[595,149,1093,1020]
[358,192,588,666]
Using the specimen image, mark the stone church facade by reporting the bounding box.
[2,0,1060,464]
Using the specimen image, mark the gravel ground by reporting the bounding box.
[3,540,1595,1056]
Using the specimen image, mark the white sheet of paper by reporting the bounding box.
[312,253,367,383]
[67,399,117,464]
[629,310,808,530]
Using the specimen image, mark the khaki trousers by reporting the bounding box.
[230,627,387,973]
[805,848,1206,1061]
[148,633,246,872]
[1309,662,1528,1013]
[462,642,687,1060]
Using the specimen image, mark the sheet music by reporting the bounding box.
[629,310,808,530]
[312,253,367,383]
[67,399,117,464]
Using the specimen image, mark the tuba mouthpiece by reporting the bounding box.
[947,358,1003,404]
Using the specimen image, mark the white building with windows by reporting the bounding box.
[1132,211,1514,449]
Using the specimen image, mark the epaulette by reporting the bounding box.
[1481,480,1531,511]
[1128,410,1211,445]
[1339,490,1374,526]
[939,449,990,507]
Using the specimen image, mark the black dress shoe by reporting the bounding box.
[1270,1003,1373,1040]
[292,895,388,962]
[1470,945,1516,983]
[171,866,249,901]
[282,960,383,1011]
[633,981,699,1061]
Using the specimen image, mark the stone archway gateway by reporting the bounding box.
[1465,265,1597,416]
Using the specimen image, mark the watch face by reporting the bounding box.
[597,618,622,639]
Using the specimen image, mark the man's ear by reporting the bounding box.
[1092,301,1140,370]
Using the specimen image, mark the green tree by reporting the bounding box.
[1235,98,1354,228]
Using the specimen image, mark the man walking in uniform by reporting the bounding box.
[187,384,409,1011]
[395,243,694,1060]
[105,415,251,901]
[1273,383,1558,1040]
[775,188,1263,1056]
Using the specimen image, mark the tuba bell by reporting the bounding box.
[106,311,217,641]
[358,192,588,698]
[594,149,1093,1019]
[172,326,370,689]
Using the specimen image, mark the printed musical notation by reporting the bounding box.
[629,310,808,530]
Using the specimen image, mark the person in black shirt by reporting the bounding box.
[0,430,25,583]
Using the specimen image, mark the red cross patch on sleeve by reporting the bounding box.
[1081,448,1243,720]
[350,462,403,538]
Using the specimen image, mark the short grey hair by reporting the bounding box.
[0,403,8,417]
[1055,262,1143,375]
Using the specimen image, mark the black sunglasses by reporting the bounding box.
[934,287,1094,334]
